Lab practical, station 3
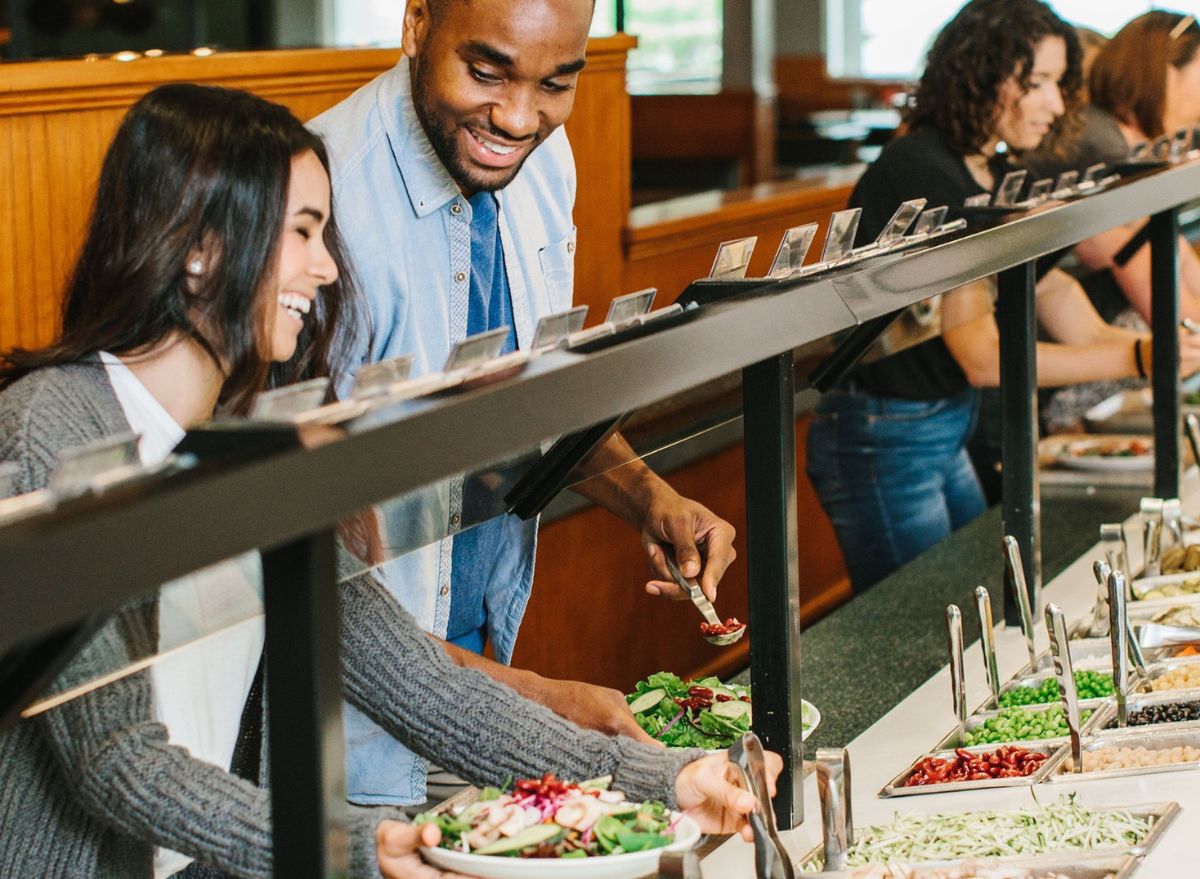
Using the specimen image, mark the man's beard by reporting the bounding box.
[412,59,539,193]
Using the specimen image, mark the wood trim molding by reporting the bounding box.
[0,35,637,116]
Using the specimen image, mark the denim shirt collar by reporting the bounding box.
[377,56,461,219]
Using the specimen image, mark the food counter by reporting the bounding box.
[4,146,1200,876]
[701,476,1200,877]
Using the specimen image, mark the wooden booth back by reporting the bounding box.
[0,37,634,352]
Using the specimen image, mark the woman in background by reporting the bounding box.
[1029,11,1200,433]
[806,0,1200,593]
[0,83,769,879]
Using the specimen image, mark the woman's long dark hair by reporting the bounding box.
[1090,11,1200,140]
[905,0,1083,156]
[0,83,363,414]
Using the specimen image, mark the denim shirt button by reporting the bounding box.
[440,583,450,597]
[449,512,461,527]
[454,271,467,283]
[450,203,463,215]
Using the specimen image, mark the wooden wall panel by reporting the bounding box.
[0,39,633,351]
[561,35,636,320]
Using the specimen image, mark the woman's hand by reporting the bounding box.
[376,821,473,879]
[673,751,782,842]
[1142,331,1200,379]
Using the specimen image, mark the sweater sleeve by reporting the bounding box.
[337,570,703,806]
[36,607,403,879]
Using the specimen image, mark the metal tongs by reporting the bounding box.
[663,549,746,646]
[730,732,795,879]
[1136,623,1200,648]
[975,587,1002,709]
[1089,560,1148,674]
[1003,536,1040,672]
[1045,602,1083,774]
[1140,498,1165,577]
[815,747,853,873]
[946,604,967,742]
[1109,570,1131,728]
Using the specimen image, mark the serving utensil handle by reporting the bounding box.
[1046,602,1083,773]
[947,604,966,738]
[815,747,852,872]
[1004,535,1039,672]
[1109,570,1130,727]
[975,586,1001,708]
[730,732,795,879]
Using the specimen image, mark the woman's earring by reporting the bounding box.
[187,259,204,276]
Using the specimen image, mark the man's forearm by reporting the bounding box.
[437,636,547,701]
[568,432,669,524]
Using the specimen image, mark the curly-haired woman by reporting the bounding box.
[806,0,1200,592]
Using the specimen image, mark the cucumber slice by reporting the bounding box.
[473,823,562,855]
[628,688,667,715]
[711,699,752,722]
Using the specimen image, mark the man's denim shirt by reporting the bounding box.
[310,57,576,805]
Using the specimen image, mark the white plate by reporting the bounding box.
[702,698,821,755]
[1053,439,1153,472]
[420,813,701,879]
[802,698,822,740]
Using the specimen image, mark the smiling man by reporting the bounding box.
[311,0,737,809]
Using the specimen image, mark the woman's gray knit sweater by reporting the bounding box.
[0,361,699,878]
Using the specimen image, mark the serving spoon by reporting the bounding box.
[663,550,746,646]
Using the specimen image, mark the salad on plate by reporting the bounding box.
[626,672,819,749]
[416,773,692,861]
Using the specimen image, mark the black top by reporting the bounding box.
[850,126,1011,399]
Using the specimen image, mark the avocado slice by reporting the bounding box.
[473,822,562,856]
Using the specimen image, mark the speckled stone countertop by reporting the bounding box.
[733,485,1145,751]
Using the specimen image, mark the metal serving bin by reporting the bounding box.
[1129,571,1200,603]
[1136,658,1200,696]
[1099,690,1200,731]
[802,853,1140,878]
[997,672,1114,710]
[1045,725,1200,783]
[934,702,1107,751]
[796,802,1178,871]
[879,742,1060,798]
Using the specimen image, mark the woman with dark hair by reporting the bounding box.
[805,0,1200,593]
[0,83,772,879]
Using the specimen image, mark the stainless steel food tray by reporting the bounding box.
[802,852,1139,878]
[1045,725,1200,783]
[797,801,1178,870]
[934,702,1106,751]
[1129,571,1200,603]
[1099,690,1200,732]
[879,742,1060,798]
[1134,657,1200,694]
[996,672,1114,710]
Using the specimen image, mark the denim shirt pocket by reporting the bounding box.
[537,226,576,313]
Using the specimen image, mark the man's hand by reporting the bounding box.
[673,750,782,842]
[639,489,736,602]
[439,639,659,746]
[376,821,472,879]
[536,676,662,747]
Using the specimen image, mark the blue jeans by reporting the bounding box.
[806,386,987,592]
